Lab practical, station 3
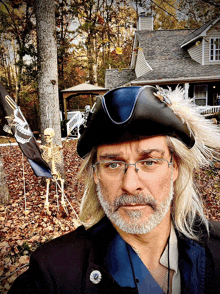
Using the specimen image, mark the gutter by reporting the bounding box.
[130,75,220,85]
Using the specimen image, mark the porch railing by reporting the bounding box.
[66,111,84,139]
[65,105,220,140]
[197,105,220,115]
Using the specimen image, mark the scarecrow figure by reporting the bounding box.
[40,128,65,213]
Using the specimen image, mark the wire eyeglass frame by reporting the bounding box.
[92,155,173,179]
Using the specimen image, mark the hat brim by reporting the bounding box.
[77,86,195,158]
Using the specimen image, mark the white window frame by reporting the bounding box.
[210,37,220,61]
[194,84,208,106]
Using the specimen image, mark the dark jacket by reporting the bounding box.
[8,217,220,294]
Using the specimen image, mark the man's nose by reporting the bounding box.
[121,165,143,194]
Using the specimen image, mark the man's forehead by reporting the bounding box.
[97,136,169,158]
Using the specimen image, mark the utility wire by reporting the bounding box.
[200,0,220,8]
[162,0,191,17]
[149,0,192,30]
[148,0,218,42]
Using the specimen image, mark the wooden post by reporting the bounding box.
[64,97,67,120]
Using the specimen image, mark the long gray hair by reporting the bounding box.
[78,87,220,240]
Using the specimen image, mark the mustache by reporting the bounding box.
[113,194,157,212]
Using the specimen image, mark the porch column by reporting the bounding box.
[184,83,189,100]
[64,97,67,120]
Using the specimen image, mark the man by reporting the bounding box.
[9,86,220,294]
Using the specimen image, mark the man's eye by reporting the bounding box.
[105,162,120,169]
[144,160,154,166]
[142,159,158,166]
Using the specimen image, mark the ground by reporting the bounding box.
[0,138,220,293]
[0,139,83,293]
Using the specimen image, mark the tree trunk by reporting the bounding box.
[0,154,10,205]
[35,0,62,146]
[35,0,64,178]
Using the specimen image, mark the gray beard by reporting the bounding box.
[96,170,174,235]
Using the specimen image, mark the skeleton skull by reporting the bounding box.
[44,128,55,144]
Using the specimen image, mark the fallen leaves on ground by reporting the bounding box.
[0,140,83,293]
[0,140,220,293]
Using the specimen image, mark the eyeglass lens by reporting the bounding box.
[94,158,172,179]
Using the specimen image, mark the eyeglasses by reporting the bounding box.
[93,156,173,180]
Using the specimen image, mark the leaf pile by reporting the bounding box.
[0,140,220,293]
[195,164,220,220]
[0,140,83,293]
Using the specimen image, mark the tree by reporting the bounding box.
[55,0,73,87]
[0,0,35,104]
[177,0,220,28]
[34,0,62,146]
[70,0,136,86]
[0,153,10,204]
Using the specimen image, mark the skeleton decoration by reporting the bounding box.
[40,128,66,214]
[0,83,80,221]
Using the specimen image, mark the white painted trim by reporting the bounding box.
[131,76,220,85]
[151,16,154,31]
[181,35,204,48]
[202,17,220,35]
[130,34,138,69]
[209,36,220,62]
[202,38,205,65]
[181,17,220,48]
[193,84,208,106]
[146,60,153,71]
[184,83,189,100]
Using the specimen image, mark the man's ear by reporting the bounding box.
[172,157,179,183]
[93,170,98,185]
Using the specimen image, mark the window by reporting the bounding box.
[194,84,208,106]
[210,37,220,61]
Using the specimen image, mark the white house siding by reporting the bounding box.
[138,16,153,30]
[135,49,152,78]
[188,42,202,64]
[204,20,220,65]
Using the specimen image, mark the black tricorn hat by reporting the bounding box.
[77,86,195,158]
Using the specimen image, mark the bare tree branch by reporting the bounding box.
[199,0,220,8]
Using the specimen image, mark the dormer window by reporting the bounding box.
[210,37,220,61]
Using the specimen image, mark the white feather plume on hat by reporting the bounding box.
[156,86,220,166]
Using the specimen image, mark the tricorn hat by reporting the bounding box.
[77,86,195,158]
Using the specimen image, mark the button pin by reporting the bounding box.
[90,270,102,284]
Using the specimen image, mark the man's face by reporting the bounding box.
[94,136,178,234]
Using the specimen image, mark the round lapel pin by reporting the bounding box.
[90,270,102,284]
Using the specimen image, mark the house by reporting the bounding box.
[105,14,220,107]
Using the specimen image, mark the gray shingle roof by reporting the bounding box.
[181,16,220,46]
[105,69,136,89]
[131,29,220,83]
[133,60,220,82]
[137,30,191,61]
[105,18,220,88]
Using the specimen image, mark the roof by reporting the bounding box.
[136,29,190,62]
[131,61,220,85]
[105,16,220,88]
[61,83,108,93]
[105,69,136,89]
[181,16,220,47]
[61,83,109,120]
[130,29,220,84]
